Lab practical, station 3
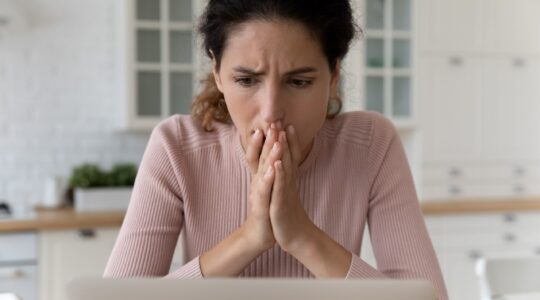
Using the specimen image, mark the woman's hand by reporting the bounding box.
[241,123,284,252]
[269,125,317,254]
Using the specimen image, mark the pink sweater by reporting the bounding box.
[104,111,448,299]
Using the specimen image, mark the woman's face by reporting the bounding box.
[212,19,340,165]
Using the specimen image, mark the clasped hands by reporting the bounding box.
[243,122,316,254]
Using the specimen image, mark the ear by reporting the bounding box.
[330,59,341,96]
[210,50,224,93]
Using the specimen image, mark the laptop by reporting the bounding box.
[66,278,437,300]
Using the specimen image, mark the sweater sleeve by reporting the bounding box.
[103,118,204,279]
[345,113,448,300]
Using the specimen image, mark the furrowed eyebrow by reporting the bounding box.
[233,66,318,76]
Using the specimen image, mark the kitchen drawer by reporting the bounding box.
[426,213,509,232]
[426,212,540,233]
[423,181,540,200]
[423,163,540,184]
[0,232,37,262]
[0,265,37,300]
[422,182,517,200]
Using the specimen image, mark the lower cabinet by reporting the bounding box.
[361,211,540,300]
[38,228,120,300]
[38,227,184,300]
[426,212,540,300]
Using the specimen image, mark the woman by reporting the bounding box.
[104,0,448,299]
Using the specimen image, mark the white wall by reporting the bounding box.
[0,0,151,208]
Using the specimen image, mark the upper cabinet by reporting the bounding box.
[417,0,481,53]
[418,0,540,54]
[361,0,416,128]
[117,0,203,131]
[482,0,540,54]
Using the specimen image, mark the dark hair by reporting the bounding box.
[191,0,361,131]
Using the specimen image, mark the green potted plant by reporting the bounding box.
[68,163,138,212]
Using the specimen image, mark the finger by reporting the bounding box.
[246,129,263,175]
[286,125,302,167]
[271,160,285,206]
[278,131,294,180]
[257,164,275,206]
[258,126,279,172]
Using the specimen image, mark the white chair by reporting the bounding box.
[476,256,540,300]
[0,294,22,300]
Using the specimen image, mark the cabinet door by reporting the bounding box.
[419,55,482,162]
[481,57,540,161]
[0,265,38,300]
[38,228,119,300]
[481,0,540,54]
[417,0,482,53]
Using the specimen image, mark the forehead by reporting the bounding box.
[221,19,327,70]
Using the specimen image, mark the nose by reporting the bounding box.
[260,81,285,131]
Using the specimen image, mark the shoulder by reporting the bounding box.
[322,110,397,149]
[150,114,232,154]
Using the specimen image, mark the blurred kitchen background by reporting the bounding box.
[1,0,539,299]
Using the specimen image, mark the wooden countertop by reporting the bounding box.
[421,197,540,215]
[1,197,540,232]
[0,207,124,233]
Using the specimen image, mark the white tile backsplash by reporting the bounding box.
[0,0,151,207]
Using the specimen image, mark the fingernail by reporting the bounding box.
[267,128,272,138]
[270,122,276,129]
[288,125,295,135]
[252,129,260,140]
[272,142,279,153]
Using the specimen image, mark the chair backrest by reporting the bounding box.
[476,256,540,300]
[0,294,22,300]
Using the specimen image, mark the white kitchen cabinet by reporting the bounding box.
[116,0,207,131]
[417,0,482,53]
[422,162,540,200]
[360,0,416,125]
[417,0,540,201]
[481,57,540,161]
[481,0,540,54]
[38,227,184,300]
[420,54,540,163]
[362,211,540,300]
[0,232,38,300]
[419,55,483,162]
[419,54,540,199]
[418,0,540,55]
[38,228,120,300]
[426,212,540,300]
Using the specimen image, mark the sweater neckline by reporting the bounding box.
[230,124,324,176]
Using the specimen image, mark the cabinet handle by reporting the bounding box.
[78,229,96,239]
[502,213,517,223]
[0,268,25,279]
[448,167,462,178]
[513,166,526,176]
[513,58,526,68]
[449,56,463,66]
[503,233,517,243]
[448,185,462,195]
[468,250,483,261]
[513,185,526,195]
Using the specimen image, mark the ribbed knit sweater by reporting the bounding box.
[103,110,448,300]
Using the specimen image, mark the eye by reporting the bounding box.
[289,79,313,88]
[234,77,258,87]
